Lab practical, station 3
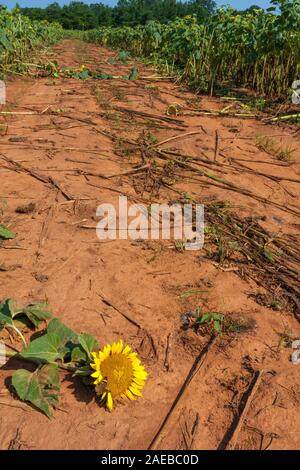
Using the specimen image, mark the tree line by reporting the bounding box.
[18,1,216,30]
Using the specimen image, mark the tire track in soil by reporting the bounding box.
[0,39,299,450]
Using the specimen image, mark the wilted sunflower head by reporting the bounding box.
[90,340,147,411]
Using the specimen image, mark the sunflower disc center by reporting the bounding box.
[100,353,133,397]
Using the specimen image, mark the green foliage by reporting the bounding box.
[118,50,130,63]
[0,224,16,240]
[0,299,52,344]
[1,312,98,417]
[20,1,216,30]
[196,311,225,333]
[19,317,98,366]
[12,364,60,418]
[0,8,63,75]
[85,1,300,98]
[20,332,68,364]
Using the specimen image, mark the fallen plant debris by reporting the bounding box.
[34,61,140,81]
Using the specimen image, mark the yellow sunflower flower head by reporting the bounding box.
[79,64,86,72]
[90,340,147,411]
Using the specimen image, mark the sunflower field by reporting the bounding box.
[0,8,63,77]
[86,0,300,98]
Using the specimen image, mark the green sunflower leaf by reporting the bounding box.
[47,318,78,346]
[78,333,98,360]
[0,224,16,240]
[71,345,87,363]
[12,363,60,419]
[0,298,14,328]
[20,333,65,364]
[128,67,139,80]
[0,30,12,51]
[20,303,52,328]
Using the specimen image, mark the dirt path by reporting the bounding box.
[0,40,300,450]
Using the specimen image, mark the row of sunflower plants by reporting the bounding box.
[0,7,64,77]
[84,0,300,98]
[0,298,147,417]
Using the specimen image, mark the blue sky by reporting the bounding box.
[1,1,272,11]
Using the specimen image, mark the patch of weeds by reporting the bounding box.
[195,309,225,334]
[166,103,182,116]
[131,239,166,263]
[256,135,295,161]
[204,224,242,264]
[181,308,255,337]
[107,57,118,65]
[276,145,295,162]
[0,124,8,136]
[174,240,186,252]
[118,50,131,64]
[145,84,158,91]
[114,138,136,160]
[52,108,65,114]
[179,288,207,299]
[107,51,131,65]
[224,315,256,334]
[2,103,15,113]
[186,96,202,110]
[249,98,267,111]
[146,132,158,145]
[277,326,295,350]
[39,61,60,78]
[249,291,285,311]
[111,86,126,101]
[91,84,110,110]
[256,135,277,155]
[180,192,195,203]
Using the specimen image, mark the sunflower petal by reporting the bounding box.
[107,392,113,410]
[116,339,123,354]
[91,371,100,378]
[122,345,132,356]
[125,389,136,400]
[133,378,145,387]
[129,386,142,397]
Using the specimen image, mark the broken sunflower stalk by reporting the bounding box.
[0,301,147,417]
[90,340,148,411]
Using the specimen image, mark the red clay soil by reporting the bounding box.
[0,40,300,450]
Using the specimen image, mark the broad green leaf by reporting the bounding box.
[73,364,92,377]
[0,298,14,328]
[77,70,90,80]
[70,334,98,364]
[118,50,130,64]
[128,67,139,80]
[78,333,98,360]
[71,345,87,363]
[12,364,60,418]
[20,333,64,363]
[47,318,78,346]
[0,30,12,51]
[0,224,16,240]
[197,313,211,324]
[214,320,222,332]
[21,303,52,328]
